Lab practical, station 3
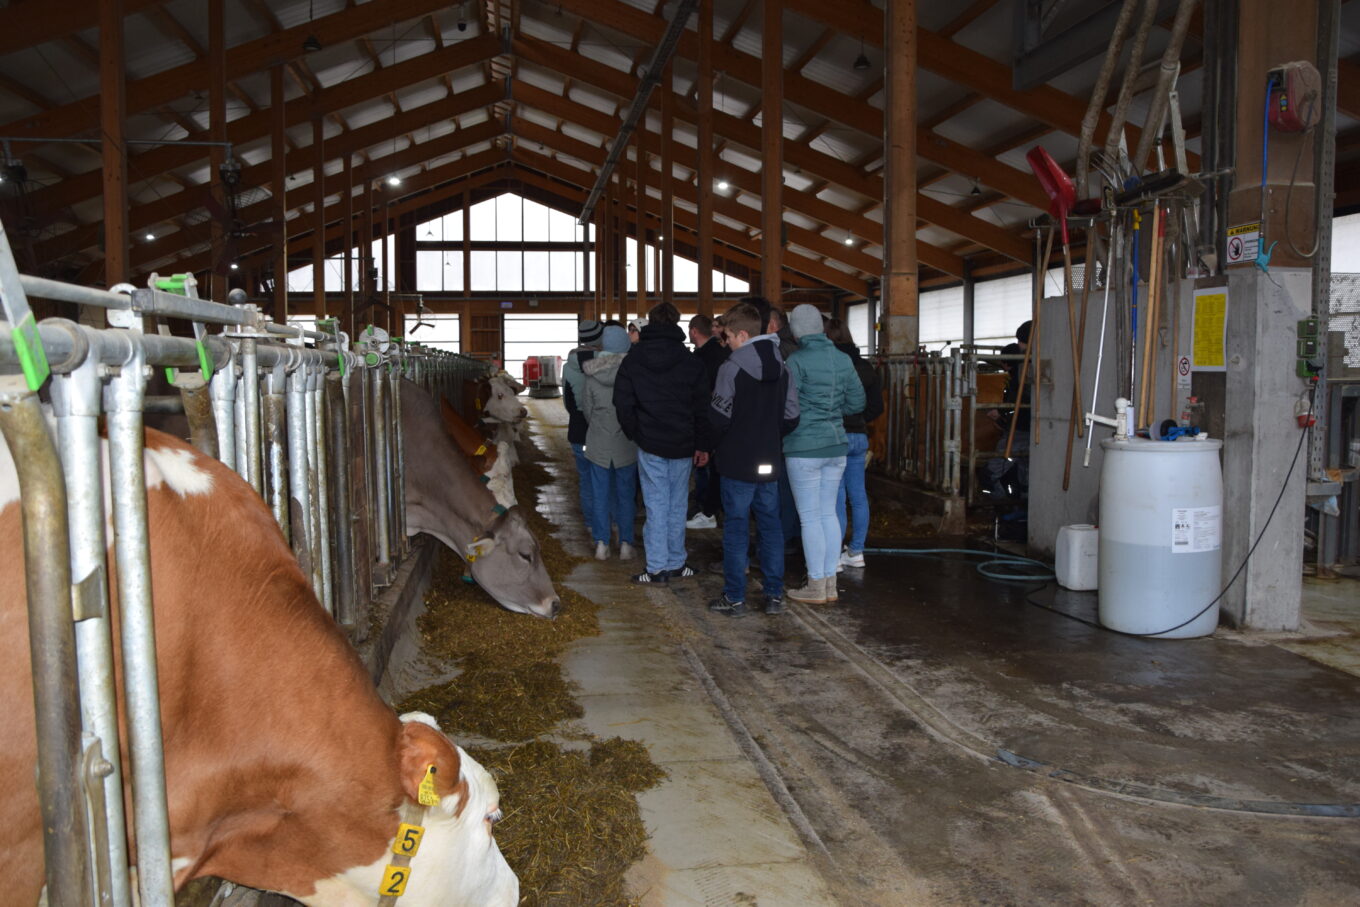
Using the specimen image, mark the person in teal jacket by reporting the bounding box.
[782,304,865,604]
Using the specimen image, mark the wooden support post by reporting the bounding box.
[271,66,288,322]
[99,0,128,290]
[882,0,918,354]
[761,0,783,303]
[363,178,375,326]
[462,190,471,299]
[207,0,225,299]
[636,137,648,313]
[661,60,675,306]
[696,0,714,316]
[311,117,325,318]
[343,154,353,335]
[381,195,391,334]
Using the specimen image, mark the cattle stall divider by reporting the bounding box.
[0,235,491,904]
[870,347,1031,504]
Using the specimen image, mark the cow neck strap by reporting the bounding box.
[375,799,431,905]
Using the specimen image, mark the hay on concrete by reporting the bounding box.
[473,738,665,907]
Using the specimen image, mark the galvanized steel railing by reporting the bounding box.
[0,221,490,905]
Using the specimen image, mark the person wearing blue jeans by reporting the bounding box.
[825,318,883,569]
[563,320,604,523]
[636,451,693,578]
[581,325,638,560]
[705,301,800,617]
[782,305,865,604]
[835,431,869,560]
[720,479,784,605]
[614,302,712,584]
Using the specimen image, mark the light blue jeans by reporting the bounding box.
[587,461,637,546]
[571,442,594,520]
[786,455,847,579]
[836,433,870,555]
[637,450,692,574]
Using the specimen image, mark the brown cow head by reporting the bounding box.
[465,506,560,619]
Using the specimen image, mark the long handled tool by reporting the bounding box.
[1085,221,1121,467]
[1026,146,1084,445]
[1138,206,1166,429]
[1062,226,1097,490]
[1007,227,1054,459]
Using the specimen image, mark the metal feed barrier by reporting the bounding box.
[0,223,489,905]
[871,347,1030,504]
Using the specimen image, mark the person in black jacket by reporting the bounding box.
[706,302,800,618]
[826,319,884,569]
[687,314,729,529]
[614,302,712,584]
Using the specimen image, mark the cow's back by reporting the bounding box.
[0,429,402,896]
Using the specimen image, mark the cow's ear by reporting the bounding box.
[396,715,468,816]
[465,536,497,560]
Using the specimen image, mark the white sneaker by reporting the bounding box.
[686,512,717,529]
[839,549,865,569]
[619,542,637,560]
[595,541,609,561]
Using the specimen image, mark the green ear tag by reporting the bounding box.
[11,312,50,391]
[478,474,490,484]
[492,504,507,515]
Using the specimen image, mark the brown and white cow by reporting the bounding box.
[439,397,516,509]
[402,381,558,619]
[0,428,518,904]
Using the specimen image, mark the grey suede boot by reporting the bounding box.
[787,576,827,604]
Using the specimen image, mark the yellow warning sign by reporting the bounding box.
[1192,289,1228,372]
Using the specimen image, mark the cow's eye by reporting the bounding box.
[487,808,503,826]
[519,550,532,562]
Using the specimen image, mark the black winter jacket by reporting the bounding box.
[614,322,712,458]
[693,336,729,391]
[563,348,597,444]
[835,342,884,434]
[709,334,800,483]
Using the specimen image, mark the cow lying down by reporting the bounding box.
[0,427,518,904]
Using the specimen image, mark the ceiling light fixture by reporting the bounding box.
[853,37,870,72]
[844,235,855,246]
[716,179,729,191]
[302,0,321,52]
[388,175,402,186]
[970,182,982,196]
[229,262,240,271]
[145,233,155,241]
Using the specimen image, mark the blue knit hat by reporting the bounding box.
[602,324,631,353]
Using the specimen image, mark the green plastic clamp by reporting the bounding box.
[364,352,380,367]
[154,274,190,295]
[11,311,50,391]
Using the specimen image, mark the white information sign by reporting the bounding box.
[1176,355,1192,390]
[1171,505,1222,554]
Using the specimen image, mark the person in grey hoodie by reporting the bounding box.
[563,319,604,523]
[582,324,638,561]
[782,304,865,604]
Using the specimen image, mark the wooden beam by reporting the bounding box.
[23,37,502,236]
[661,60,675,305]
[209,0,227,300]
[938,0,999,39]
[271,66,288,321]
[635,137,647,310]
[882,0,917,353]
[3,0,463,142]
[697,0,714,315]
[762,0,783,301]
[100,0,128,287]
[312,117,326,317]
[0,0,163,57]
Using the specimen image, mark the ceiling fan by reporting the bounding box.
[201,159,284,276]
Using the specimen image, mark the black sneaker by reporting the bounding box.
[665,564,697,579]
[707,594,748,618]
[632,570,668,584]
[764,594,785,615]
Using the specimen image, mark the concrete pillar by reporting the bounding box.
[881,0,917,354]
[1220,0,1319,630]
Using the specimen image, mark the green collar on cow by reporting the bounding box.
[375,765,440,904]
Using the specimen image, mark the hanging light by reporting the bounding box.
[970,182,982,197]
[388,175,402,186]
[145,233,155,241]
[844,235,855,246]
[229,262,240,271]
[302,0,321,52]
[853,37,870,72]
[716,179,730,191]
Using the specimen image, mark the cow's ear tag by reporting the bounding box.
[474,443,487,456]
[418,765,441,807]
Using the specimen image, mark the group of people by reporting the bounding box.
[562,296,883,618]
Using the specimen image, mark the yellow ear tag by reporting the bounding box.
[475,398,482,409]
[475,443,487,456]
[418,765,441,807]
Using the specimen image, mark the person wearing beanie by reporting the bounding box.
[581,324,638,561]
[627,316,648,344]
[614,301,712,584]
[781,303,864,605]
[564,319,606,524]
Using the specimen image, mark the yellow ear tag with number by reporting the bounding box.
[393,822,425,857]
[380,865,410,896]
[475,443,487,456]
[418,765,441,806]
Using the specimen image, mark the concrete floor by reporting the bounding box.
[522,400,1360,906]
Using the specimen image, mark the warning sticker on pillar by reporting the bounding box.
[1177,355,1192,390]
[1192,289,1228,372]
[1225,223,1260,266]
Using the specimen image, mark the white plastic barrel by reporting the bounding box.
[1098,436,1224,638]
[1055,524,1099,591]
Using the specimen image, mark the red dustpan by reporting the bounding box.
[1026,145,1075,246]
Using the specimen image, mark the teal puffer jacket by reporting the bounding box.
[782,333,866,459]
